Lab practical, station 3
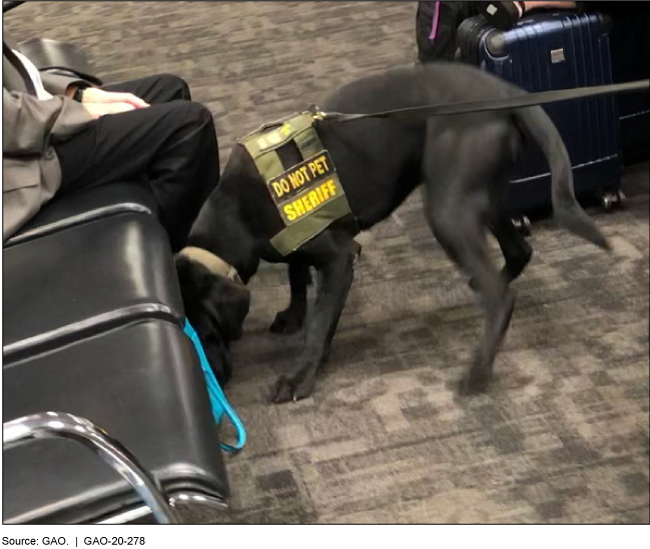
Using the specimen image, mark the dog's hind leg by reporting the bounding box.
[490,211,533,284]
[426,190,515,395]
[270,261,312,335]
[270,239,356,403]
[469,206,533,290]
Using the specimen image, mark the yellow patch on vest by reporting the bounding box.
[267,151,341,225]
[282,179,341,222]
[256,124,292,151]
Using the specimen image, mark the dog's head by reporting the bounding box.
[176,254,251,386]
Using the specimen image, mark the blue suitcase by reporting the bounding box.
[456,12,625,217]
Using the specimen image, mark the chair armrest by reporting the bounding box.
[4,412,179,524]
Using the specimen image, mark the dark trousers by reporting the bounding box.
[54,74,219,252]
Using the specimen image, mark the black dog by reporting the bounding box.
[176,62,609,403]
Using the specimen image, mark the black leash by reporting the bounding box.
[319,79,650,123]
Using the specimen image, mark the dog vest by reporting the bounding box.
[239,111,355,256]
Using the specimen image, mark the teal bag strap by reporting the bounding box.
[183,319,247,453]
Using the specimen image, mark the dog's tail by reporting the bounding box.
[513,106,610,250]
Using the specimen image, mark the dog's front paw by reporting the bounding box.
[269,375,314,404]
[270,376,298,404]
[457,366,492,396]
[269,309,304,335]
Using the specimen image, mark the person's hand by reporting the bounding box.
[515,1,525,17]
[482,1,577,31]
[83,101,139,120]
[521,1,577,15]
[81,87,149,109]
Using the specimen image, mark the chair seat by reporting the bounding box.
[6,182,158,247]
[2,320,230,524]
[2,213,184,360]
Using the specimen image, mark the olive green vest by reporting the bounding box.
[239,112,354,256]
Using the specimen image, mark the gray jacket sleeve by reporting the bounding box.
[2,88,92,155]
[41,70,94,96]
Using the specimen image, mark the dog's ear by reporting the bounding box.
[200,275,251,342]
[195,305,233,385]
[175,254,251,342]
[176,255,246,385]
[175,254,211,304]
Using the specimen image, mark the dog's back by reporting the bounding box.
[324,63,519,114]
[314,63,522,229]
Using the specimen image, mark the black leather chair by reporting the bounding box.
[5,181,157,247]
[3,212,183,360]
[4,411,180,524]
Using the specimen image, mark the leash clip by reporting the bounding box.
[308,103,329,121]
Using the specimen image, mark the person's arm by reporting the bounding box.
[2,88,92,155]
[482,1,577,30]
[520,1,576,15]
[3,87,149,156]
[35,56,148,105]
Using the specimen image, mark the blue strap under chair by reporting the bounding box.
[183,320,247,453]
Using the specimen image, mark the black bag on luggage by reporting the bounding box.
[416,2,483,63]
[608,4,650,164]
[456,11,625,216]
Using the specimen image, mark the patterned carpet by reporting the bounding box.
[6,1,649,524]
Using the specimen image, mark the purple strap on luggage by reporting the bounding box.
[429,1,441,40]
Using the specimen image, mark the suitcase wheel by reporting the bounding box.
[512,216,532,237]
[601,190,627,213]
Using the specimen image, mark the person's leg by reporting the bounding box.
[102,74,191,104]
[54,100,219,251]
